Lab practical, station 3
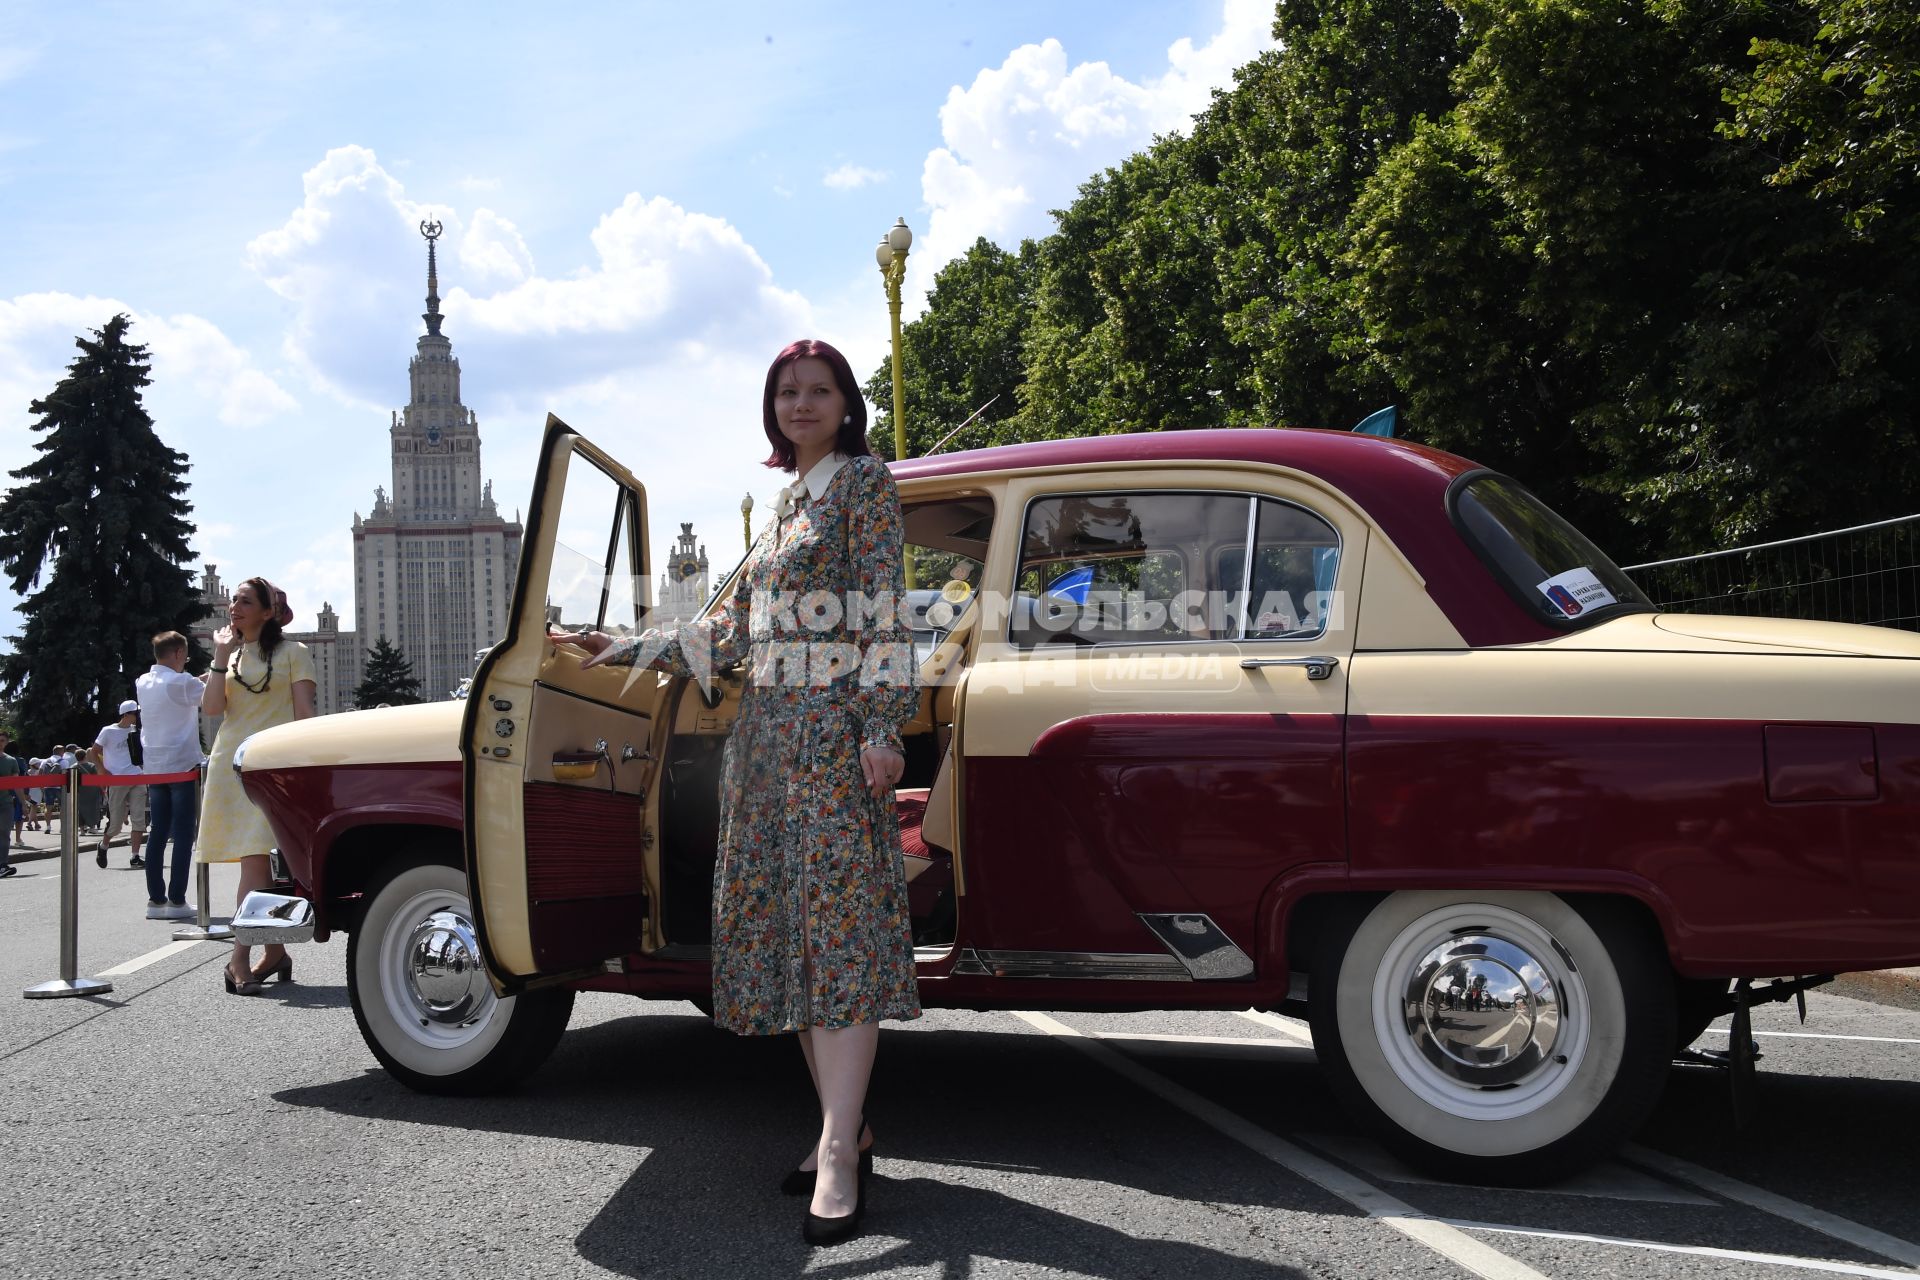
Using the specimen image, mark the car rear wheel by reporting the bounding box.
[346,857,574,1095]
[1310,891,1674,1184]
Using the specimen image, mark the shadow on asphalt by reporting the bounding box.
[273,1010,1334,1278]
[265,1005,1920,1277]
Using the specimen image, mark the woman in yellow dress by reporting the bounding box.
[198,576,316,994]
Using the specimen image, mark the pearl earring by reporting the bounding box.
[842,414,852,425]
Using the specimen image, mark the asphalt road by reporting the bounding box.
[3,846,1918,1280]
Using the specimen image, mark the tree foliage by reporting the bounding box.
[874,0,1918,563]
[354,636,422,708]
[0,316,202,749]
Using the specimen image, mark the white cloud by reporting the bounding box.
[0,294,296,442]
[911,0,1276,307]
[246,146,811,407]
[458,209,533,288]
[244,145,452,408]
[823,164,887,191]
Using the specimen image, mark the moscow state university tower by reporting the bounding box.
[351,223,523,702]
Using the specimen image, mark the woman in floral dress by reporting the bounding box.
[560,338,919,1245]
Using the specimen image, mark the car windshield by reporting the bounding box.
[1451,474,1652,629]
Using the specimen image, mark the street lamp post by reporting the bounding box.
[875,218,912,464]
[740,492,754,550]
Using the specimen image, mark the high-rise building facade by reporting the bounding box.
[350,222,523,704]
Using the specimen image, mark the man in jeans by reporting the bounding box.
[135,631,205,920]
[0,730,20,878]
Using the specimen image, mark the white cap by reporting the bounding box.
[119,699,140,715]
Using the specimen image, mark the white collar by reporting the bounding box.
[775,451,851,517]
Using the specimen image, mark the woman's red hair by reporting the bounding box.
[761,339,871,471]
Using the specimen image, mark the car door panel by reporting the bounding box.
[958,470,1363,970]
[464,416,661,983]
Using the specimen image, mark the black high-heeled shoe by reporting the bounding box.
[250,953,293,984]
[780,1118,872,1196]
[802,1154,867,1246]
[223,968,263,996]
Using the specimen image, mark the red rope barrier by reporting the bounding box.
[82,771,198,788]
[0,772,197,791]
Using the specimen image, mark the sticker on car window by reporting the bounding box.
[1536,567,1618,617]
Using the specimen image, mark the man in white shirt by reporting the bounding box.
[135,631,204,920]
[93,699,146,871]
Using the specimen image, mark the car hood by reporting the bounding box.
[1528,613,1920,658]
[237,701,464,772]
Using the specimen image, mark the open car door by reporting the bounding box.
[462,415,664,989]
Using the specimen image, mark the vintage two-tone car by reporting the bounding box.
[233,420,1920,1183]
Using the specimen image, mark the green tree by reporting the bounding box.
[0,315,201,749]
[1725,0,1919,234]
[354,637,423,708]
[1348,0,1917,556]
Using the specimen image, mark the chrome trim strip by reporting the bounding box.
[1237,495,1257,640]
[951,947,1191,981]
[1137,913,1255,980]
[1240,655,1339,680]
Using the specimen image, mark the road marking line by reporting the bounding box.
[1092,1032,1312,1050]
[1443,1219,1920,1279]
[1235,1008,1317,1045]
[1012,1011,1549,1280]
[1701,1028,1920,1046]
[1625,1145,1920,1269]
[96,940,204,976]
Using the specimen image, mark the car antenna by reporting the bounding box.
[923,394,1002,457]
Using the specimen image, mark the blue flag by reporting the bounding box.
[1352,405,1397,437]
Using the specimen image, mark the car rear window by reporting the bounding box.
[1449,473,1652,628]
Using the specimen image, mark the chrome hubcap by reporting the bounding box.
[1402,933,1560,1088]
[405,909,486,1026]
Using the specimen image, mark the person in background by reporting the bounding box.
[136,631,206,921]
[0,730,20,877]
[37,758,60,839]
[77,743,103,836]
[198,578,316,993]
[93,700,146,870]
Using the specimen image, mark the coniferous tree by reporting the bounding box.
[0,315,201,749]
[354,637,423,708]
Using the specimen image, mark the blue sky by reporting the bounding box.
[0,1,1275,653]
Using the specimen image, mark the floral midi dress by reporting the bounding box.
[606,453,923,1036]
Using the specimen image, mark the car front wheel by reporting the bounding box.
[1310,891,1674,1184]
[346,857,574,1095]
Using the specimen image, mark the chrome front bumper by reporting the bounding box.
[232,891,317,945]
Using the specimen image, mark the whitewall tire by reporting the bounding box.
[1310,891,1673,1183]
[346,858,573,1095]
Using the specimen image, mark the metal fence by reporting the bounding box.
[1620,514,1920,632]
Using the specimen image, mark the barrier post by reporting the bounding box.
[172,766,230,942]
[23,764,114,999]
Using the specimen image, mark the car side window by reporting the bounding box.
[1219,499,1343,639]
[1012,492,1249,649]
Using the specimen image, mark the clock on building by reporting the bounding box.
[676,556,702,582]
[426,424,442,446]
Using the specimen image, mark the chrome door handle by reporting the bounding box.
[1240,655,1340,681]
